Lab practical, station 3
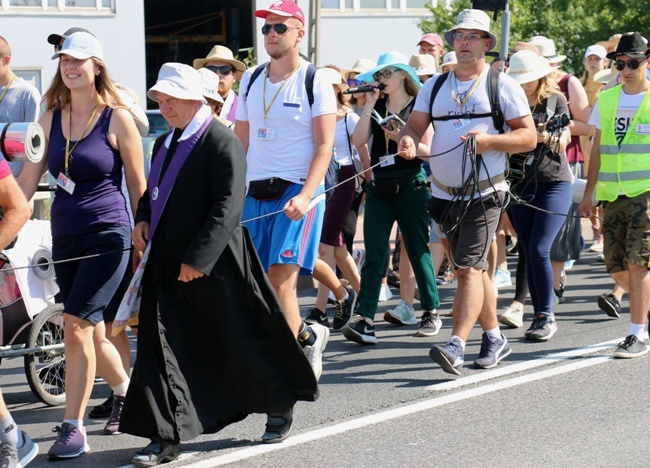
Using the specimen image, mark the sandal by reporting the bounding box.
[261,407,293,444]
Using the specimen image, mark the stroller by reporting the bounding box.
[0,219,64,406]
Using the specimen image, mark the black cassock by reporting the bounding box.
[119,119,318,442]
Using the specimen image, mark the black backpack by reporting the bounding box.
[244,62,317,107]
[428,67,504,134]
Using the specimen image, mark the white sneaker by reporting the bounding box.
[589,241,603,253]
[551,292,560,309]
[565,259,575,270]
[378,283,393,302]
[499,305,524,328]
[493,267,512,288]
[302,323,330,381]
[384,300,417,325]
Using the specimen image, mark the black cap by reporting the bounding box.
[606,32,647,59]
[47,27,94,46]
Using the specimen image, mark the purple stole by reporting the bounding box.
[226,93,238,123]
[147,116,211,238]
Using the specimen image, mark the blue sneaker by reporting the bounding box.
[429,338,465,375]
[474,332,511,369]
[524,313,557,341]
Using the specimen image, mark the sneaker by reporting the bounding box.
[416,311,442,337]
[589,241,603,252]
[597,293,621,318]
[333,288,357,331]
[554,287,565,304]
[565,259,575,270]
[104,394,125,435]
[524,314,558,341]
[559,269,567,289]
[305,307,329,326]
[89,392,114,418]
[551,292,560,309]
[612,334,649,358]
[47,423,89,460]
[343,318,378,345]
[596,253,605,263]
[302,323,330,381]
[0,431,39,468]
[429,338,465,375]
[384,300,417,325]
[378,283,393,302]
[474,332,512,369]
[499,305,524,328]
[493,267,512,288]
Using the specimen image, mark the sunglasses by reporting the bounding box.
[614,58,643,71]
[347,78,362,87]
[261,23,300,36]
[373,69,400,81]
[205,65,234,75]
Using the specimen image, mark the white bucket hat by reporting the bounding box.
[506,50,554,84]
[444,9,498,51]
[147,63,206,103]
[528,36,566,64]
[321,67,349,91]
[51,32,103,61]
[197,69,225,104]
[409,54,437,76]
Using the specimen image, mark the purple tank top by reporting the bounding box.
[47,107,130,236]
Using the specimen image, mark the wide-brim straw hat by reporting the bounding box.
[593,68,615,84]
[356,51,421,90]
[506,50,554,84]
[321,67,349,92]
[409,54,437,77]
[192,45,246,79]
[339,59,376,80]
[528,36,566,64]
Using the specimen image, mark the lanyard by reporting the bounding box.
[451,65,488,109]
[0,75,16,106]
[384,95,411,153]
[262,62,301,121]
[64,100,100,175]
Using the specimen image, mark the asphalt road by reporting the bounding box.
[2,248,649,468]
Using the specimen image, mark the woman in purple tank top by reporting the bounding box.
[19,32,146,459]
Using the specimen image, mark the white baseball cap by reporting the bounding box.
[148,63,206,103]
[51,32,103,61]
[584,44,607,59]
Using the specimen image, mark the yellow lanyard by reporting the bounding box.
[384,95,411,152]
[64,100,100,175]
[262,62,301,121]
[451,65,488,109]
[0,75,16,106]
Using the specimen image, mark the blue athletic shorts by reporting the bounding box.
[243,183,324,275]
[53,226,131,325]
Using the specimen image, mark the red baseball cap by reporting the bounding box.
[254,1,305,24]
[418,33,444,48]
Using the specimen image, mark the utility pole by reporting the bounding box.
[306,0,320,65]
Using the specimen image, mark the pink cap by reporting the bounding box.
[254,1,305,24]
[418,33,443,48]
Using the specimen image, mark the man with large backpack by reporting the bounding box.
[398,9,536,375]
[234,0,336,442]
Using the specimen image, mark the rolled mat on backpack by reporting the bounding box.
[0,122,46,164]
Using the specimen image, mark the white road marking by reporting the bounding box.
[181,349,615,467]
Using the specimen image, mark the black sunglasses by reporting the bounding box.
[205,65,234,75]
[614,58,643,71]
[261,23,299,36]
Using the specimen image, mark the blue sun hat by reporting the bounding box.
[356,51,421,90]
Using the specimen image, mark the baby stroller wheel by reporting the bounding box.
[24,304,66,406]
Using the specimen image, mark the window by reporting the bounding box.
[359,0,385,8]
[407,0,432,7]
[9,0,41,6]
[3,0,114,10]
[322,0,339,8]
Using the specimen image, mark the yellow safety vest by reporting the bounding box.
[597,85,650,201]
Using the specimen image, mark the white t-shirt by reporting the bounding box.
[236,60,337,185]
[333,112,358,167]
[589,89,647,146]
[413,67,530,200]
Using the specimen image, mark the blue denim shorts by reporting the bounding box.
[53,226,131,325]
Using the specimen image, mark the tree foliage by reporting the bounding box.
[419,0,650,75]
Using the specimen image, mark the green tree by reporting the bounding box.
[419,0,650,75]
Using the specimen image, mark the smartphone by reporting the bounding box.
[379,114,406,130]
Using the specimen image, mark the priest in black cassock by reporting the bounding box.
[118,63,318,467]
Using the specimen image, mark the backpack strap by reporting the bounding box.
[429,72,450,130]
[488,67,504,134]
[244,62,317,108]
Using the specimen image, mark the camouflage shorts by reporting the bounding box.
[602,191,650,273]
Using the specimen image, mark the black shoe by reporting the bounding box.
[262,407,293,444]
[131,439,181,467]
[342,318,377,345]
[387,271,400,288]
[89,392,114,419]
[305,307,329,326]
[333,288,357,331]
[597,293,621,318]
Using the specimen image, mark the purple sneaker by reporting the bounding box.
[104,395,125,435]
[47,422,89,460]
